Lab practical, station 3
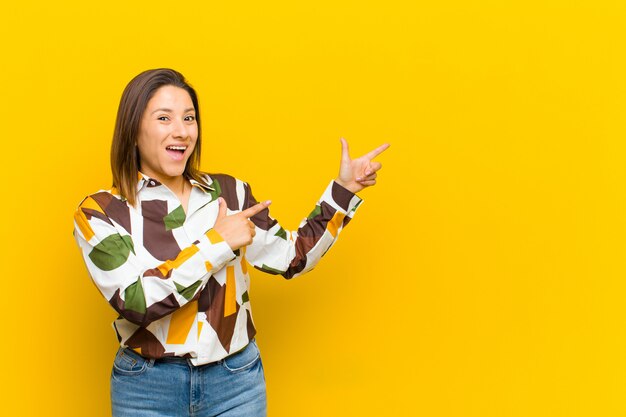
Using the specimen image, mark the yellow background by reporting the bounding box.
[2,1,626,416]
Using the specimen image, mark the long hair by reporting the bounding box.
[110,68,204,206]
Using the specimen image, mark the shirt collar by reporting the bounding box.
[137,171,215,193]
[189,177,215,193]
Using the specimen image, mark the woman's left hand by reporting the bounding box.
[334,138,390,194]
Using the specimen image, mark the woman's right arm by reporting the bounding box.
[73,193,236,327]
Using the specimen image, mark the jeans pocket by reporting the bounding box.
[221,340,261,373]
[112,347,149,377]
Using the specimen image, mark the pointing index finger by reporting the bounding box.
[365,143,390,160]
[241,200,272,218]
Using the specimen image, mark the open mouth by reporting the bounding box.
[165,145,187,161]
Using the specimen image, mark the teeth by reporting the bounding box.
[166,146,187,151]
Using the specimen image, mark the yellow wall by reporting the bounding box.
[2,1,626,416]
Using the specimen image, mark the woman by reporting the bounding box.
[73,68,389,417]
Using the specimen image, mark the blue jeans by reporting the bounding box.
[110,339,267,417]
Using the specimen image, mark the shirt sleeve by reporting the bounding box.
[244,179,363,279]
[73,194,236,327]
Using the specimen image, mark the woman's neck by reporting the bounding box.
[160,175,190,214]
[138,170,191,213]
[161,175,186,197]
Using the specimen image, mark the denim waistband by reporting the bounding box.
[120,340,253,366]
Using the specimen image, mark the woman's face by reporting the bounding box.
[137,85,198,183]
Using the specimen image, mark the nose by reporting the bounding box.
[172,118,190,140]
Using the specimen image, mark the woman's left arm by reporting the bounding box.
[244,138,389,278]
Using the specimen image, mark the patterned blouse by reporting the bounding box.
[73,172,363,365]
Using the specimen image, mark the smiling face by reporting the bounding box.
[136,85,198,185]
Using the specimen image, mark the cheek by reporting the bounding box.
[190,140,199,155]
[136,138,162,167]
[189,130,199,151]
[137,127,163,153]
[136,140,152,160]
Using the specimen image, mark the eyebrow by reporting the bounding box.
[151,107,196,115]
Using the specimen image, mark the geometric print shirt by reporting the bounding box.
[73,172,363,366]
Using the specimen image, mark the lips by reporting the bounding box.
[165,145,187,161]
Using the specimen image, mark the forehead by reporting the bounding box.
[147,85,194,110]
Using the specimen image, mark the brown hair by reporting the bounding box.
[110,68,204,206]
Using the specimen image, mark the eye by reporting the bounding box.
[185,115,196,121]
[157,116,169,121]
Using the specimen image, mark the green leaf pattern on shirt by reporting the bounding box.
[274,227,287,240]
[124,278,147,314]
[207,178,221,202]
[164,205,186,231]
[174,280,202,301]
[308,204,322,219]
[260,264,287,274]
[89,234,134,271]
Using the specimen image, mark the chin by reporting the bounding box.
[166,169,186,178]
[162,161,189,177]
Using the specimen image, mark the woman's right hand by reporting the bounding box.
[212,197,272,251]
